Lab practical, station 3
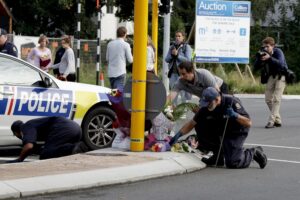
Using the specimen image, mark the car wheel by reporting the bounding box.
[82,107,116,150]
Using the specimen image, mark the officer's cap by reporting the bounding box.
[200,87,220,107]
[0,28,7,36]
[11,120,24,134]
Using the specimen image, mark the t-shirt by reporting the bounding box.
[106,38,133,78]
[193,94,250,136]
[173,68,223,98]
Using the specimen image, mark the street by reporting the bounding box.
[3,98,300,200]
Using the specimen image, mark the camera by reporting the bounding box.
[171,41,181,50]
[258,47,268,57]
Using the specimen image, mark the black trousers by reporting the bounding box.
[39,125,81,160]
[196,125,254,168]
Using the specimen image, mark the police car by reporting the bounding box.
[0,53,116,150]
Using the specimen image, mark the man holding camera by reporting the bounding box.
[165,30,193,105]
[254,37,288,128]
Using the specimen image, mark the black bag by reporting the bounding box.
[260,68,269,84]
[284,69,296,84]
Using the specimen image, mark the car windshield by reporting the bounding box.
[0,56,42,86]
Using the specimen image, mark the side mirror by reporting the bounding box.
[44,76,53,87]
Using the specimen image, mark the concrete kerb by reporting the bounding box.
[0,150,206,199]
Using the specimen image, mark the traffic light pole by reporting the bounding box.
[162,12,170,95]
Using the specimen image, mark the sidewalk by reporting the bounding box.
[0,148,206,199]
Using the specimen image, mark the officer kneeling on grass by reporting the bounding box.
[169,87,268,169]
[7,116,88,163]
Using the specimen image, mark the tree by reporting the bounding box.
[6,0,97,38]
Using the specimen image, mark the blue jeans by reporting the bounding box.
[109,74,126,89]
[169,73,192,105]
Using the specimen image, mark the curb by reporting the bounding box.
[0,152,205,199]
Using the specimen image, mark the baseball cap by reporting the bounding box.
[0,28,7,36]
[200,87,220,107]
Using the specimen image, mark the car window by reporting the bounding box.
[0,56,42,86]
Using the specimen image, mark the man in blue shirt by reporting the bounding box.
[0,28,18,57]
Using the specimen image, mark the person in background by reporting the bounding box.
[0,28,18,57]
[165,30,193,105]
[254,37,288,128]
[8,117,88,163]
[147,35,156,73]
[27,34,52,72]
[168,61,228,112]
[50,35,76,82]
[106,26,133,89]
[53,40,66,78]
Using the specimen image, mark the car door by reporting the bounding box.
[0,54,74,146]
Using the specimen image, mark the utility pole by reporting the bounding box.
[96,0,106,86]
[130,0,148,152]
[160,0,171,94]
[76,0,81,82]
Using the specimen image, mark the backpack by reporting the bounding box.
[284,69,296,84]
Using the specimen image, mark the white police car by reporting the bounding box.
[0,53,116,150]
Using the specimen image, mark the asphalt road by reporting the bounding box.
[17,98,300,200]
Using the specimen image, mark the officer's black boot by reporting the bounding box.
[253,146,267,169]
[201,154,224,167]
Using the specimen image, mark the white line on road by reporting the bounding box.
[245,143,300,150]
[268,158,300,164]
[245,143,300,164]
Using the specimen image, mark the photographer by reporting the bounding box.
[165,30,193,105]
[254,37,288,128]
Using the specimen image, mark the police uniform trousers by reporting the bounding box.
[196,126,255,168]
[39,124,82,159]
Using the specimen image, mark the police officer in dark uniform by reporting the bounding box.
[8,116,88,163]
[0,28,18,57]
[170,87,268,169]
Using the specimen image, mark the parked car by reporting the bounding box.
[0,53,116,150]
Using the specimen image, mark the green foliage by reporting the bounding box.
[6,0,96,38]
[114,0,134,21]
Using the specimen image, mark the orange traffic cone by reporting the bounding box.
[100,72,105,87]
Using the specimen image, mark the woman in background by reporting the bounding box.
[147,36,156,73]
[50,36,76,82]
[27,34,52,72]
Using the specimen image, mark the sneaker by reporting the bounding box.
[265,122,275,129]
[253,146,267,169]
[72,142,89,154]
[274,122,282,127]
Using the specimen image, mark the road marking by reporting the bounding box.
[0,157,36,161]
[245,143,300,150]
[268,158,300,164]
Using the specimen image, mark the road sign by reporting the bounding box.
[195,0,251,64]
[123,72,166,120]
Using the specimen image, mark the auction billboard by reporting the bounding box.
[195,0,251,63]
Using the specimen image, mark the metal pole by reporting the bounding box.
[152,0,158,74]
[162,12,170,95]
[76,1,81,82]
[130,0,148,152]
[96,6,101,85]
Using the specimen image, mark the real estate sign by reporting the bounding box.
[195,0,251,64]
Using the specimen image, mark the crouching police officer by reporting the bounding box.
[170,87,268,169]
[7,116,88,163]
